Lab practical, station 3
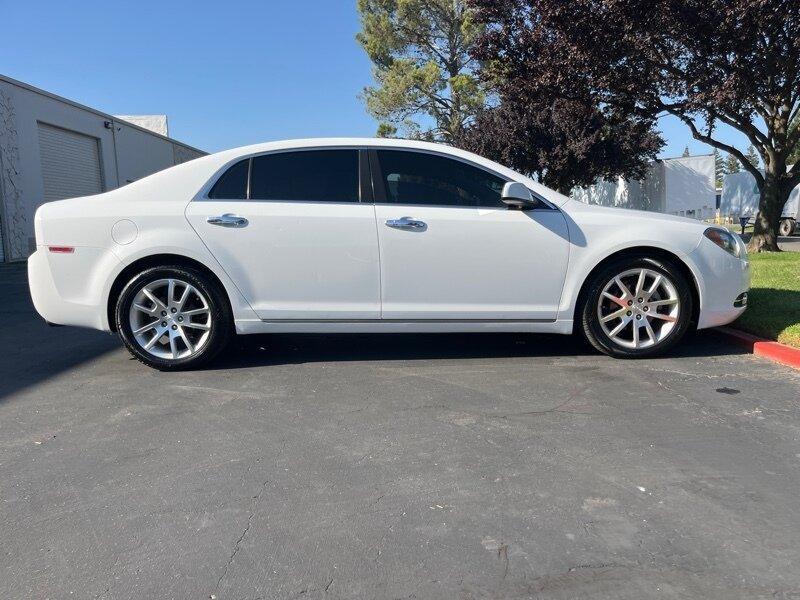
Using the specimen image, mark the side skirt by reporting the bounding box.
[234,319,574,335]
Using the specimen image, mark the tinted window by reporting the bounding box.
[250,150,359,202]
[376,150,506,208]
[208,159,249,199]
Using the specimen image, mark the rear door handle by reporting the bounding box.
[207,213,248,228]
[385,217,426,230]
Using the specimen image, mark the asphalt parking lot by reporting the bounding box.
[2,263,799,600]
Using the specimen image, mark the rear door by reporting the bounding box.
[186,149,381,320]
[370,149,570,321]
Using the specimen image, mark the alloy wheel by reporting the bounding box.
[596,268,680,350]
[128,278,212,360]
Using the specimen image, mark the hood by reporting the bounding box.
[561,199,709,231]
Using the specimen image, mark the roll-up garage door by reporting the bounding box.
[37,123,104,202]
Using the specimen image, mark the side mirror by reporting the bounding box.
[501,182,537,210]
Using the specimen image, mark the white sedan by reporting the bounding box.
[29,138,749,370]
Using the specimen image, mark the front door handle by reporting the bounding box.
[207,213,248,228]
[385,217,426,231]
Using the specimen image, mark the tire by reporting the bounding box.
[580,256,694,359]
[115,265,232,371]
[779,219,795,237]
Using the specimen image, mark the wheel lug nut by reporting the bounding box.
[171,307,177,313]
[161,311,167,317]
[171,324,178,330]
[626,311,632,316]
[636,314,642,320]
[177,316,183,322]
[643,306,649,312]
[638,298,643,303]
[627,300,633,306]
[161,321,167,327]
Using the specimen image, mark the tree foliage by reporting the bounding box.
[469,0,800,251]
[462,98,662,195]
[357,0,485,143]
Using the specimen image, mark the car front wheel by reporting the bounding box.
[581,256,693,358]
[115,266,232,370]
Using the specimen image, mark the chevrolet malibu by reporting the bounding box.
[29,138,749,370]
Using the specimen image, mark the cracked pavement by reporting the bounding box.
[1,264,800,599]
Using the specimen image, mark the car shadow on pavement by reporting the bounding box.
[208,330,747,371]
[0,264,118,404]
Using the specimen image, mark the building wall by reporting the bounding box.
[663,155,716,218]
[572,155,715,219]
[0,76,204,262]
[113,122,179,186]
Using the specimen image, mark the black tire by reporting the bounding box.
[580,256,694,358]
[115,265,233,371]
[779,219,795,237]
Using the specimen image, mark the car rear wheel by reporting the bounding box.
[779,218,796,237]
[115,266,232,370]
[581,256,693,358]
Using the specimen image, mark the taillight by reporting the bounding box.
[48,246,75,254]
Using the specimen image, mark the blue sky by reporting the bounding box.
[1,0,752,159]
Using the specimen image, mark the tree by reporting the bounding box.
[714,149,725,188]
[682,146,690,158]
[744,145,761,169]
[470,0,800,252]
[725,153,742,175]
[356,0,485,144]
[462,97,662,195]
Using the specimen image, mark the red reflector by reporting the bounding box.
[48,246,75,254]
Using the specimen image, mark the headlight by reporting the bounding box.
[704,227,741,258]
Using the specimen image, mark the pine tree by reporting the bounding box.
[725,153,741,175]
[714,148,725,188]
[744,145,760,169]
[682,146,690,157]
[357,0,485,143]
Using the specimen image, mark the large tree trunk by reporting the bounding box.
[747,167,785,253]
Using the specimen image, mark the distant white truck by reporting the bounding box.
[720,171,800,236]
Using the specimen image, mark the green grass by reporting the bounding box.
[732,252,800,348]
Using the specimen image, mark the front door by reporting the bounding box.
[186,149,381,320]
[370,149,570,321]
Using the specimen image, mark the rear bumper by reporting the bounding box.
[28,247,117,331]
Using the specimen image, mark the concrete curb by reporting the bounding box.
[714,327,800,370]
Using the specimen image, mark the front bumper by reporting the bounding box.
[689,238,750,330]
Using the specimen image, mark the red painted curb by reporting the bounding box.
[714,326,800,370]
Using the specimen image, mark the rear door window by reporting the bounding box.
[250,150,359,202]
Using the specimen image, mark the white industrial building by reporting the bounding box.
[0,75,205,262]
[572,155,717,219]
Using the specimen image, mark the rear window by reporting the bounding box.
[249,150,359,202]
[208,159,249,200]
